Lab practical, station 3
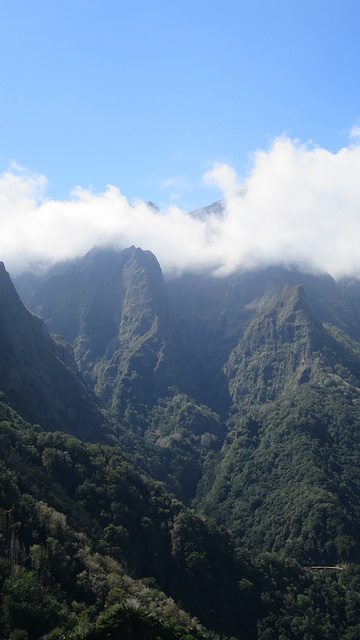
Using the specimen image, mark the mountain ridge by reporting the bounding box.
[224,283,325,410]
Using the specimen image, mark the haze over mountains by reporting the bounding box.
[14,241,360,527]
[17,243,360,415]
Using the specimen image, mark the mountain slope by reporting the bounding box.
[16,246,360,565]
[6,245,360,637]
[22,249,228,502]
[0,262,108,441]
[25,247,178,418]
[2,396,360,639]
[0,397,258,640]
[196,287,360,565]
[197,381,360,564]
[224,284,326,410]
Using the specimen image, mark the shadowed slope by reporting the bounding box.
[0,262,108,441]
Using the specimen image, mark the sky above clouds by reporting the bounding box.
[1,0,360,278]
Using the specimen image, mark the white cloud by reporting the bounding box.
[207,137,360,278]
[2,134,360,279]
[350,124,360,139]
[203,162,240,197]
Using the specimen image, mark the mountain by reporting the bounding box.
[189,199,225,220]
[23,247,179,415]
[197,380,360,564]
[225,283,326,410]
[7,244,360,637]
[195,283,360,565]
[11,251,227,505]
[20,248,229,503]
[22,250,345,417]
[19,247,360,562]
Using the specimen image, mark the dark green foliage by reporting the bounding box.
[0,401,255,639]
[3,401,360,638]
[80,602,209,640]
[2,567,59,640]
[145,394,224,504]
[254,556,360,640]
[197,382,360,565]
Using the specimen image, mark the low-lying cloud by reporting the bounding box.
[2,135,360,279]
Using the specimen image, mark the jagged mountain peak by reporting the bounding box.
[24,246,176,419]
[247,282,323,341]
[225,282,326,409]
[189,199,226,220]
[0,258,20,297]
[280,281,305,300]
[82,243,160,267]
[265,282,322,333]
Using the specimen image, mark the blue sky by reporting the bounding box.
[2,0,360,277]
[1,0,360,210]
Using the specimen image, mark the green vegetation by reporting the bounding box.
[4,399,360,639]
[0,399,255,639]
[197,383,360,564]
[8,248,360,637]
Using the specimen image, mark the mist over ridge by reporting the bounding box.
[2,134,360,279]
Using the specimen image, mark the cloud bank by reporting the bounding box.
[2,136,360,279]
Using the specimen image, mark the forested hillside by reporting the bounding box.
[3,246,360,638]
[3,397,360,639]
